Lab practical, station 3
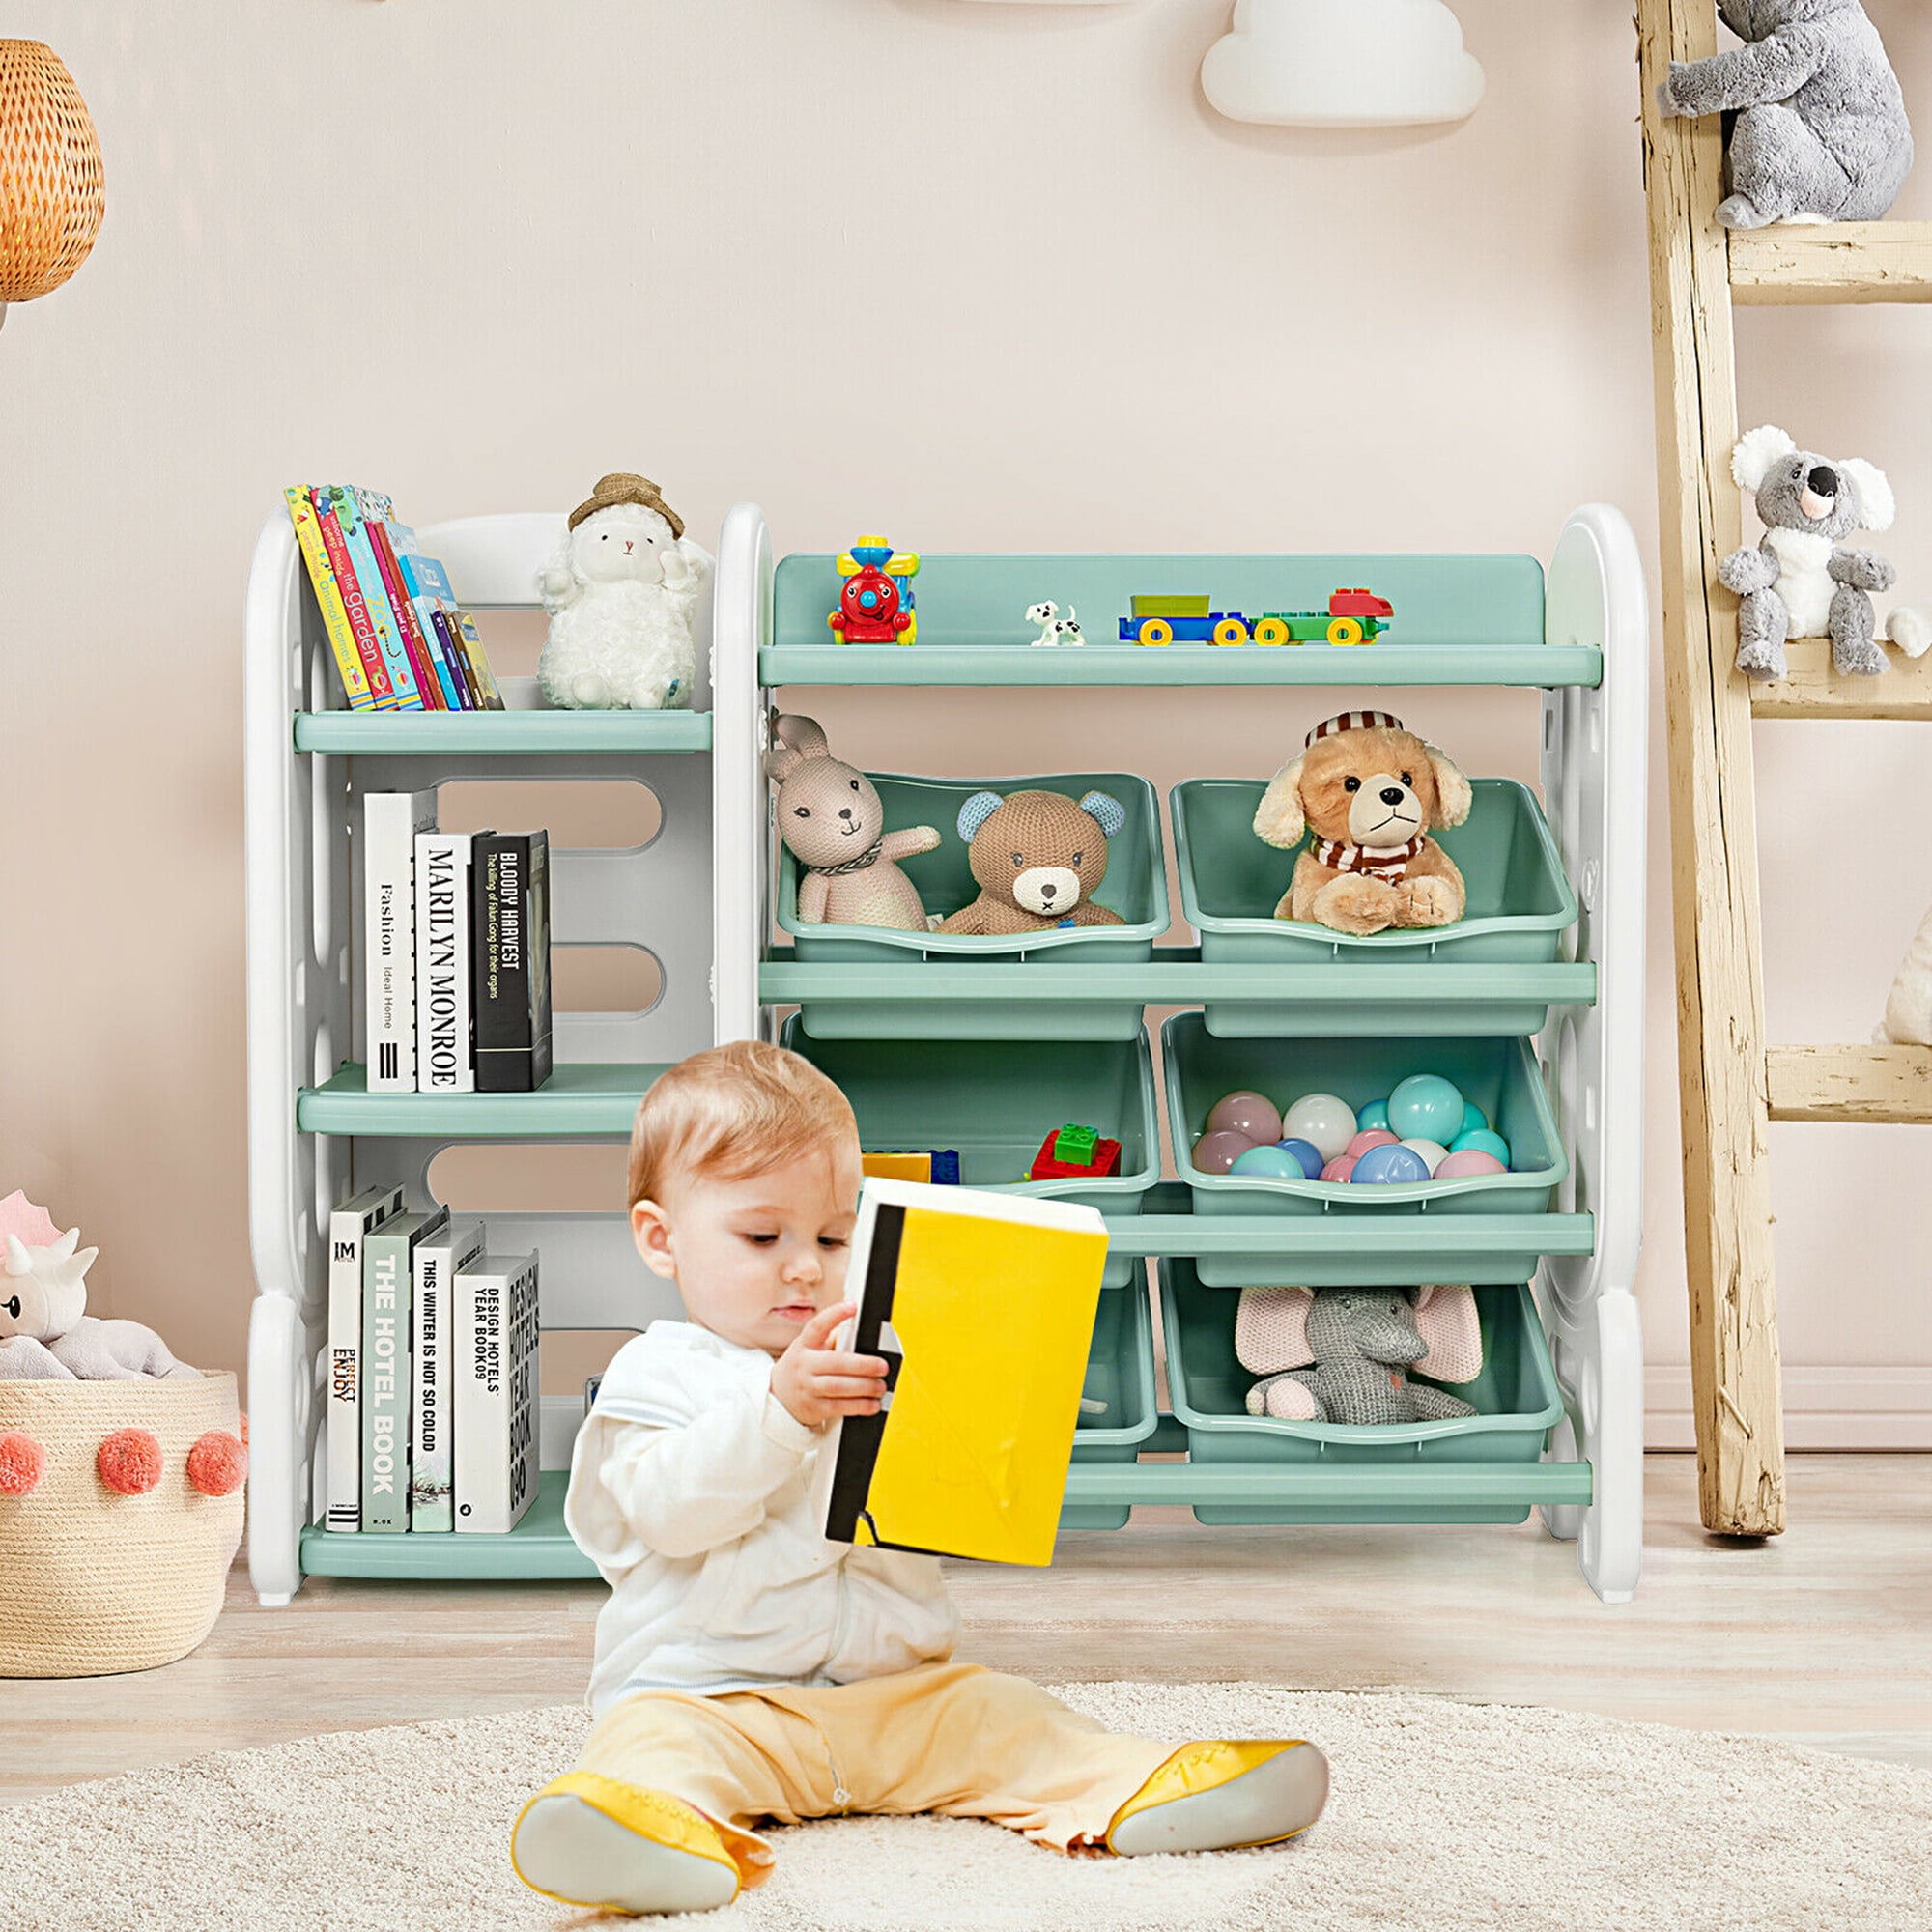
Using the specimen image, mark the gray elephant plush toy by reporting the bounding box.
[1656,0,1912,229]
[1724,424,1896,679]
[1236,1284,1482,1426]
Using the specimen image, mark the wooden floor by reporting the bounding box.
[5,1454,1928,1809]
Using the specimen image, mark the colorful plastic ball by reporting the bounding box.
[98,1428,163,1495]
[0,1431,44,1497]
[1400,1138,1450,1175]
[1461,1100,1490,1137]
[1356,1099,1390,1132]
[1387,1074,1465,1144]
[1320,1155,1356,1183]
[1449,1128,1512,1166]
[1230,1144,1303,1179]
[1435,1148,1507,1179]
[1281,1094,1357,1162]
[1350,1141,1432,1186]
[1207,1090,1282,1147]
[1191,1130,1257,1175]
[1274,1138,1324,1180]
[1345,1128,1399,1160]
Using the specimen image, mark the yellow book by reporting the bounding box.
[284,486,376,710]
[812,1179,1109,1566]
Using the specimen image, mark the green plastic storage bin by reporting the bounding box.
[1063,1270,1160,1531]
[1163,1014,1570,1287]
[778,771,1167,1040]
[1159,1260,1564,1525]
[781,1020,1159,1288]
[1170,777,1577,1037]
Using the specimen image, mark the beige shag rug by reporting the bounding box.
[5,1684,1929,1932]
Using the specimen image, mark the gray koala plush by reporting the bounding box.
[1656,0,1912,229]
[1243,1288,1479,1427]
[1723,424,1896,679]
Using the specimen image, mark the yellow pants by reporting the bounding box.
[575,1662,1174,1880]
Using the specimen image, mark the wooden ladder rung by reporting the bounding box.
[1751,642,1932,720]
[1730,222,1932,305]
[1766,1044,1932,1123]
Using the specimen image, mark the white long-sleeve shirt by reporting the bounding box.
[566,1319,960,1718]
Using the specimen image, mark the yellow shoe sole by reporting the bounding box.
[511,1774,742,1916]
[1107,1740,1329,1856]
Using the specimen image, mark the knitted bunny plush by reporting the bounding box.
[0,1193,198,1381]
[765,714,939,931]
[1236,1284,1481,1425]
[937,788,1128,936]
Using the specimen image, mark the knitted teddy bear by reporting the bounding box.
[0,1193,198,1381]
[1656,0,1913,229]
[1236,1284,1483,1426]
[1724,425,1895,679]
[765,714,939,930]
[1251,710,1472,935]
[937,788,1127,935]
[536,473,708,710]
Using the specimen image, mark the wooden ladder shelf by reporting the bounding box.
[1640,0,1932,1536]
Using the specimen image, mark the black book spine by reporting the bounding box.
[471,832,553,1093]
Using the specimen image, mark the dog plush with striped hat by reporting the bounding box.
[1251,711,1471,934]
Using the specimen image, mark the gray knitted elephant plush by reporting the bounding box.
[1236,1285,1481,1426]
[1656,1,1912,230]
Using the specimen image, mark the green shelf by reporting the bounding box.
[298,1063,668,1137]
[293,708,713,754]
[1060,1459,1591,1512]
[300,1470,596,1580]
[758,645,1602,689]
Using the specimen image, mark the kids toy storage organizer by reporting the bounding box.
[243,504,1647,1605]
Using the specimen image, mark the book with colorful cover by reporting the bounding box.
[450,608,505,710]
[327,485,424,711]
[311,487,397,708]
[325,1180,407,1531]
[358,492,454,710]
[452,1248,541,1535]
[809,1179,1109,1567]
[285,487,377,711]
[392,539,478,710]
[361,1207,449,1533]
[411,1215,486,1532]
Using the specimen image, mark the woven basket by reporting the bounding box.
[0,1372,244,1677]
[0,40,106,303]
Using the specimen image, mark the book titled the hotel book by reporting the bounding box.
[470,831,553,1093]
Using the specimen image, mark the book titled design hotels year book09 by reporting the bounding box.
[809,1179,1110,1568]
[453,1249,540,1534]
[361,1208,448,1533]
[363,789,438,1092]
[471,832,553,1093]
[411,1216,486,1533]
[325,1181,405,1531]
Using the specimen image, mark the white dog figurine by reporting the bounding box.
[0,1221,198,1381]
[1026,600,1087,647]
[537,473,709,710]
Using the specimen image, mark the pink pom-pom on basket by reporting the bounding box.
[185,1430,247,1497]
[97,1428,162,1495]
[0,1431,45,1496]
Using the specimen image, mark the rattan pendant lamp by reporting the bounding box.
[0,41,104,332]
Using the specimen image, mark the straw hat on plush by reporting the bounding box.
[0,41,105,311]
[567,472,684,539]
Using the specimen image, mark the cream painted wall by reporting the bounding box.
[3,0,1928,1440]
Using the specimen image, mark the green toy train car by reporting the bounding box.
[1118,587,1393,646]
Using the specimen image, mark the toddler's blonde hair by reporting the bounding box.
[628,1039,858,1208]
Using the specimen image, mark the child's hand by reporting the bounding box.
[771,1302,889,1430]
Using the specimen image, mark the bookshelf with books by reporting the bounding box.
[245,502,751,1597]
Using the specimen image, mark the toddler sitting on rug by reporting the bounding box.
[510,1040,1328,1917]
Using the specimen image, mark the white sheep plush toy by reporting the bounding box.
[536,472,709,711]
